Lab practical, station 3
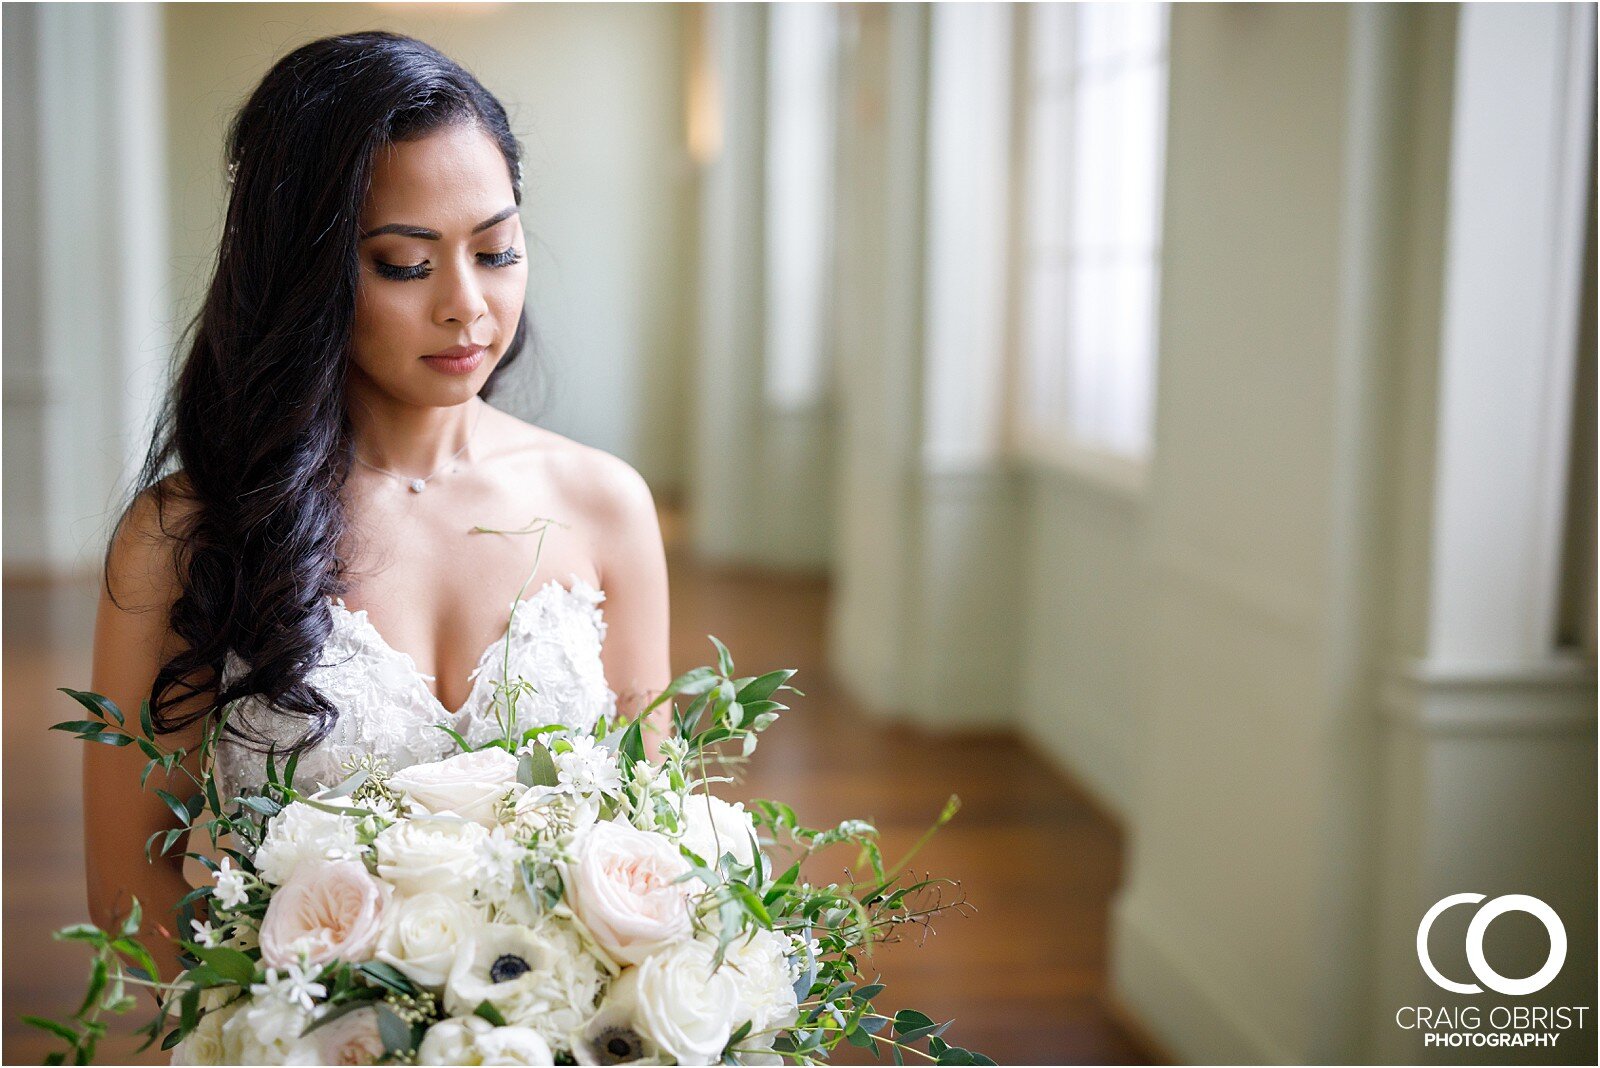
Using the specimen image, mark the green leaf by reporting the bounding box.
[54,924,106,946]
[178,987,200,1036]
[618,717,645,766]
[50,720,106,736]
[111,938,160,985]
[643,666,718,713]
[59,688,125,727]
[22,1016,80,1043]
[473,1000,507,1027]
[319,766,369,800]
[83,732,136,746]
[892,1010,936,1038]
[357,961,418,996]
[120,898,143,938]
[77,958,109,1018]
[730,882,772,926]
[522,744,559,788]
[236,796,282,817]
[433,723,472,753]
[189,945,255,985]
[155,789,196,831]
[708,635,734,676]
[736,669,795,704]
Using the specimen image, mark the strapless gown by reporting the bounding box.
[213,575,618,804]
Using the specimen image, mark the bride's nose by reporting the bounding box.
[432,258,490,326]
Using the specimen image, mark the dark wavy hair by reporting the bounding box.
[108,31,532,751]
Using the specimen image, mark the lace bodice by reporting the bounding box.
[213,575,617,805]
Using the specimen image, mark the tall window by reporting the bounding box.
[1016,3,1170,468]
[764,3,839,412]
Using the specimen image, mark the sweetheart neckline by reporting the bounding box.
[326,574,605,720]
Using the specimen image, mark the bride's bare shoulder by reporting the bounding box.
[487,408,659,536]
[104,472,200,612]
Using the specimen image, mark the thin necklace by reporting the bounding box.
[354,403,484,494]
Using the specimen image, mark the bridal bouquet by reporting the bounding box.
[38,637,991,1066]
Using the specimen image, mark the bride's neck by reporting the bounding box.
[345,385,485,476]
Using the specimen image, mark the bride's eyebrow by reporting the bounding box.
[360,205,518,241]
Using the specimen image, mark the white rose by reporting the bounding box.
[254,802,365,886]
[312,1006,386,1065]
[375,891,484,990]
[563,820,695,966]
[389,748,523,827]
[375,817,490,899]
[600,941,740,1065]
[678,794,758,869]
[417,1016,555,1065]
[443,920,606,1046]
[723,928,801,1036]
[171,1000,238,1065]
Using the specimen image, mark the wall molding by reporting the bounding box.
[1379,653,1598,735]
[1111,895,1295,1066]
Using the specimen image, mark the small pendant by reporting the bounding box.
[408,478,427,493]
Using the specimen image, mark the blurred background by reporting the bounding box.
[4,2,1597,1065]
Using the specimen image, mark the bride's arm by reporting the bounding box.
[588,456,673,757]
[84,491,211,986]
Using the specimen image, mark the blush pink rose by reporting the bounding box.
[259,859,389,968]
[315,1006,386,1065]
[563,820,695,965]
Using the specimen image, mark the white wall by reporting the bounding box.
[162,4,696,494]
[826,4,1597,1064]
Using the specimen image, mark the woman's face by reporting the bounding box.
[351,123,527,408]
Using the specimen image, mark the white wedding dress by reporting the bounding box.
[213,574,618,804]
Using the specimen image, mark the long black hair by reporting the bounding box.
[110,31,531,750]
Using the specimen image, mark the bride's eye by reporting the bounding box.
[479,247,523,269]
[374,259,431,281]
[372,248,522,282]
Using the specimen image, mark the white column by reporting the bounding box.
[1425,1,1596,667]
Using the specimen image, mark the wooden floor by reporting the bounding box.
[3,543,1162,1066]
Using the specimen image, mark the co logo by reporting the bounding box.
[1417,893,1567,996]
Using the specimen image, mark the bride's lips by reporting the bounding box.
[421,344,487,376]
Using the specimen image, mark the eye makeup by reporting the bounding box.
[373,246,524,282]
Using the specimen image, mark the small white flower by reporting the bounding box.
[190,918,221,948]
[471,826,525,911]
[250,959,328,1014]
[364,795,398,821]
[787,933,821,981]
[554,736,623,798]
[213,857,249,910]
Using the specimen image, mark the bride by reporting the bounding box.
[82,31,671,983]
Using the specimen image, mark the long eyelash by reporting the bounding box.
[373,247,523,281]
[480,247,523,269]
